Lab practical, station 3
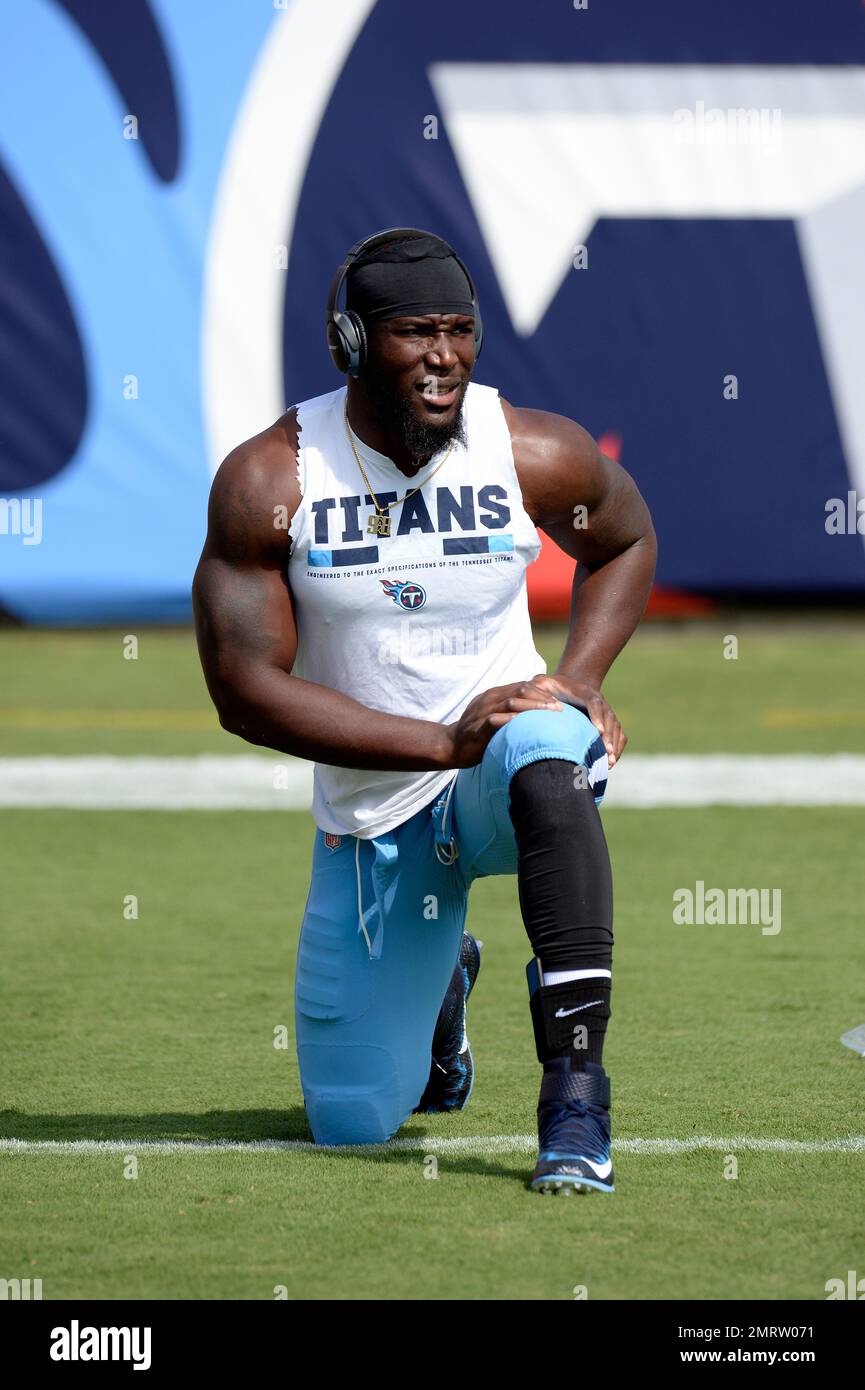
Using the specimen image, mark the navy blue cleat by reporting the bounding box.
[414,931,481,1113]
[530,1060,614,1194]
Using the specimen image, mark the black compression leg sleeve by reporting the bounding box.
[508,758,613,974]
[509,758,613,1069]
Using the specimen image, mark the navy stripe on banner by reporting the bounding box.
[331,546,379,566]
[442,537,490,555]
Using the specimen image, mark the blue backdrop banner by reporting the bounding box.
[2,0,865,622]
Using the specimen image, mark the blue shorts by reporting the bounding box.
[294,705,608,1144]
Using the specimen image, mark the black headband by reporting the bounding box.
[345,234,475,322]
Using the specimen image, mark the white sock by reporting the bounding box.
[541,967,612,987]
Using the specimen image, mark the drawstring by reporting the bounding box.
[352,785,458,962]
[353,833,396,960]
[355,837,373,956]
[434,773,459,865]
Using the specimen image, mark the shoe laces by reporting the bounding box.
[539,1096,609,1157]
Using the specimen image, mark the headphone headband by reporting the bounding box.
[326,226,483,376]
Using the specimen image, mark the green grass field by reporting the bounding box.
[1,619,865,757]
[2,622,864,1299]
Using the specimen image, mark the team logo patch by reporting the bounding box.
[380,579,427,610]
[324,832,342,850]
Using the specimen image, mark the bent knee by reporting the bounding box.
[492,704,603,767]
[298,1042,408,1146]
[306,1093,397,1146]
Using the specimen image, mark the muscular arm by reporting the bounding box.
[193,414,555,770]
[506,401,657,758]
[193,413,457,770]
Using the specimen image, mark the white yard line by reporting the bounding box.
[2,754,865,809]
[0,755,312,810]
[2,1135,864,1156]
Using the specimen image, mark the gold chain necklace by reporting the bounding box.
[344,402,454,538]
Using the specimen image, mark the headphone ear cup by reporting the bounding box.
[328,310,353,374]
[328,309,367,376]
[327,320,348,373]
[344,310,367,377]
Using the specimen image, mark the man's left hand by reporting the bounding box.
[529,673,627,768]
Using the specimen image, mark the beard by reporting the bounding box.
[362,361,468,466]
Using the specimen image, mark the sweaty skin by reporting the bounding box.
[192,314,657,771]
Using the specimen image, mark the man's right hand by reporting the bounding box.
[444,676,564,767]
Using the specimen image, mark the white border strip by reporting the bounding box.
[3,754,865,809]
[2,1135,864,1156]
[201,0,377,472]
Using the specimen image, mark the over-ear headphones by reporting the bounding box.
[326,226,483,377]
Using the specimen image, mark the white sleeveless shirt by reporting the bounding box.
[288,381,544,838]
